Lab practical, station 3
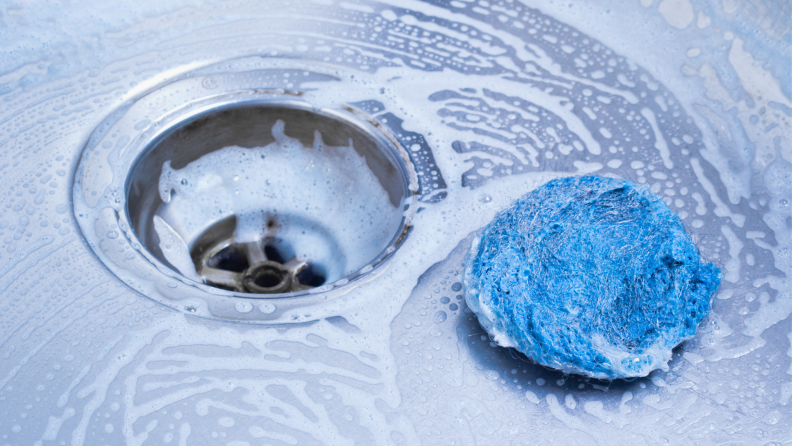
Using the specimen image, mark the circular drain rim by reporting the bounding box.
[72,63,419,322]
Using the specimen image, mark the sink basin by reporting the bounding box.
[0,0,788,444]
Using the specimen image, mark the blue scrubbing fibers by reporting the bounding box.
[464,176,721,379]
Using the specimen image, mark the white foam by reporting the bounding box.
[657,0,695,29]
[640,108,673,169]
[720,225,744,283]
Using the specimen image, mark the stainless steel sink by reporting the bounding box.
[0,0,789,444]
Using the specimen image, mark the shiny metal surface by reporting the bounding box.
[120,99,414,297]
[0,0,789,445]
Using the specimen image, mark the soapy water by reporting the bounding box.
[153,119,399,285]
[0,0,789,444]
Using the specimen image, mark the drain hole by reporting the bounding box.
[296,264,326,287]
[207,245,250,273]
[128,103,413,297]
[264,245,285,263]
[253,266,287,288]
[244,262,292,293]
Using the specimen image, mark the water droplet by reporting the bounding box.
[235,302,253,313]
[432,310,447,323]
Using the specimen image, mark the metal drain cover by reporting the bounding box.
[194,230,326,294]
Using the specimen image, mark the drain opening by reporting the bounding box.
[126,102,412,295]
[207,245,249,272]
[197,234,326,294]
[251,265,287,288]
[245,262,291,293]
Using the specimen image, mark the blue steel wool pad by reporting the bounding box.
[463,176,721,379]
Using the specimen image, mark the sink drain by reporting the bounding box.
[128,102,412,294]
[73,68,419,320]
[191,220,326,293]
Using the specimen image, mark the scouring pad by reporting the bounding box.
[464,175,720,379]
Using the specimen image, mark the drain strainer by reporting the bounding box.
[73,67,418,321]
[191,226,326,294]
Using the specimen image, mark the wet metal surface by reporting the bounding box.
[0,0,789,444]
